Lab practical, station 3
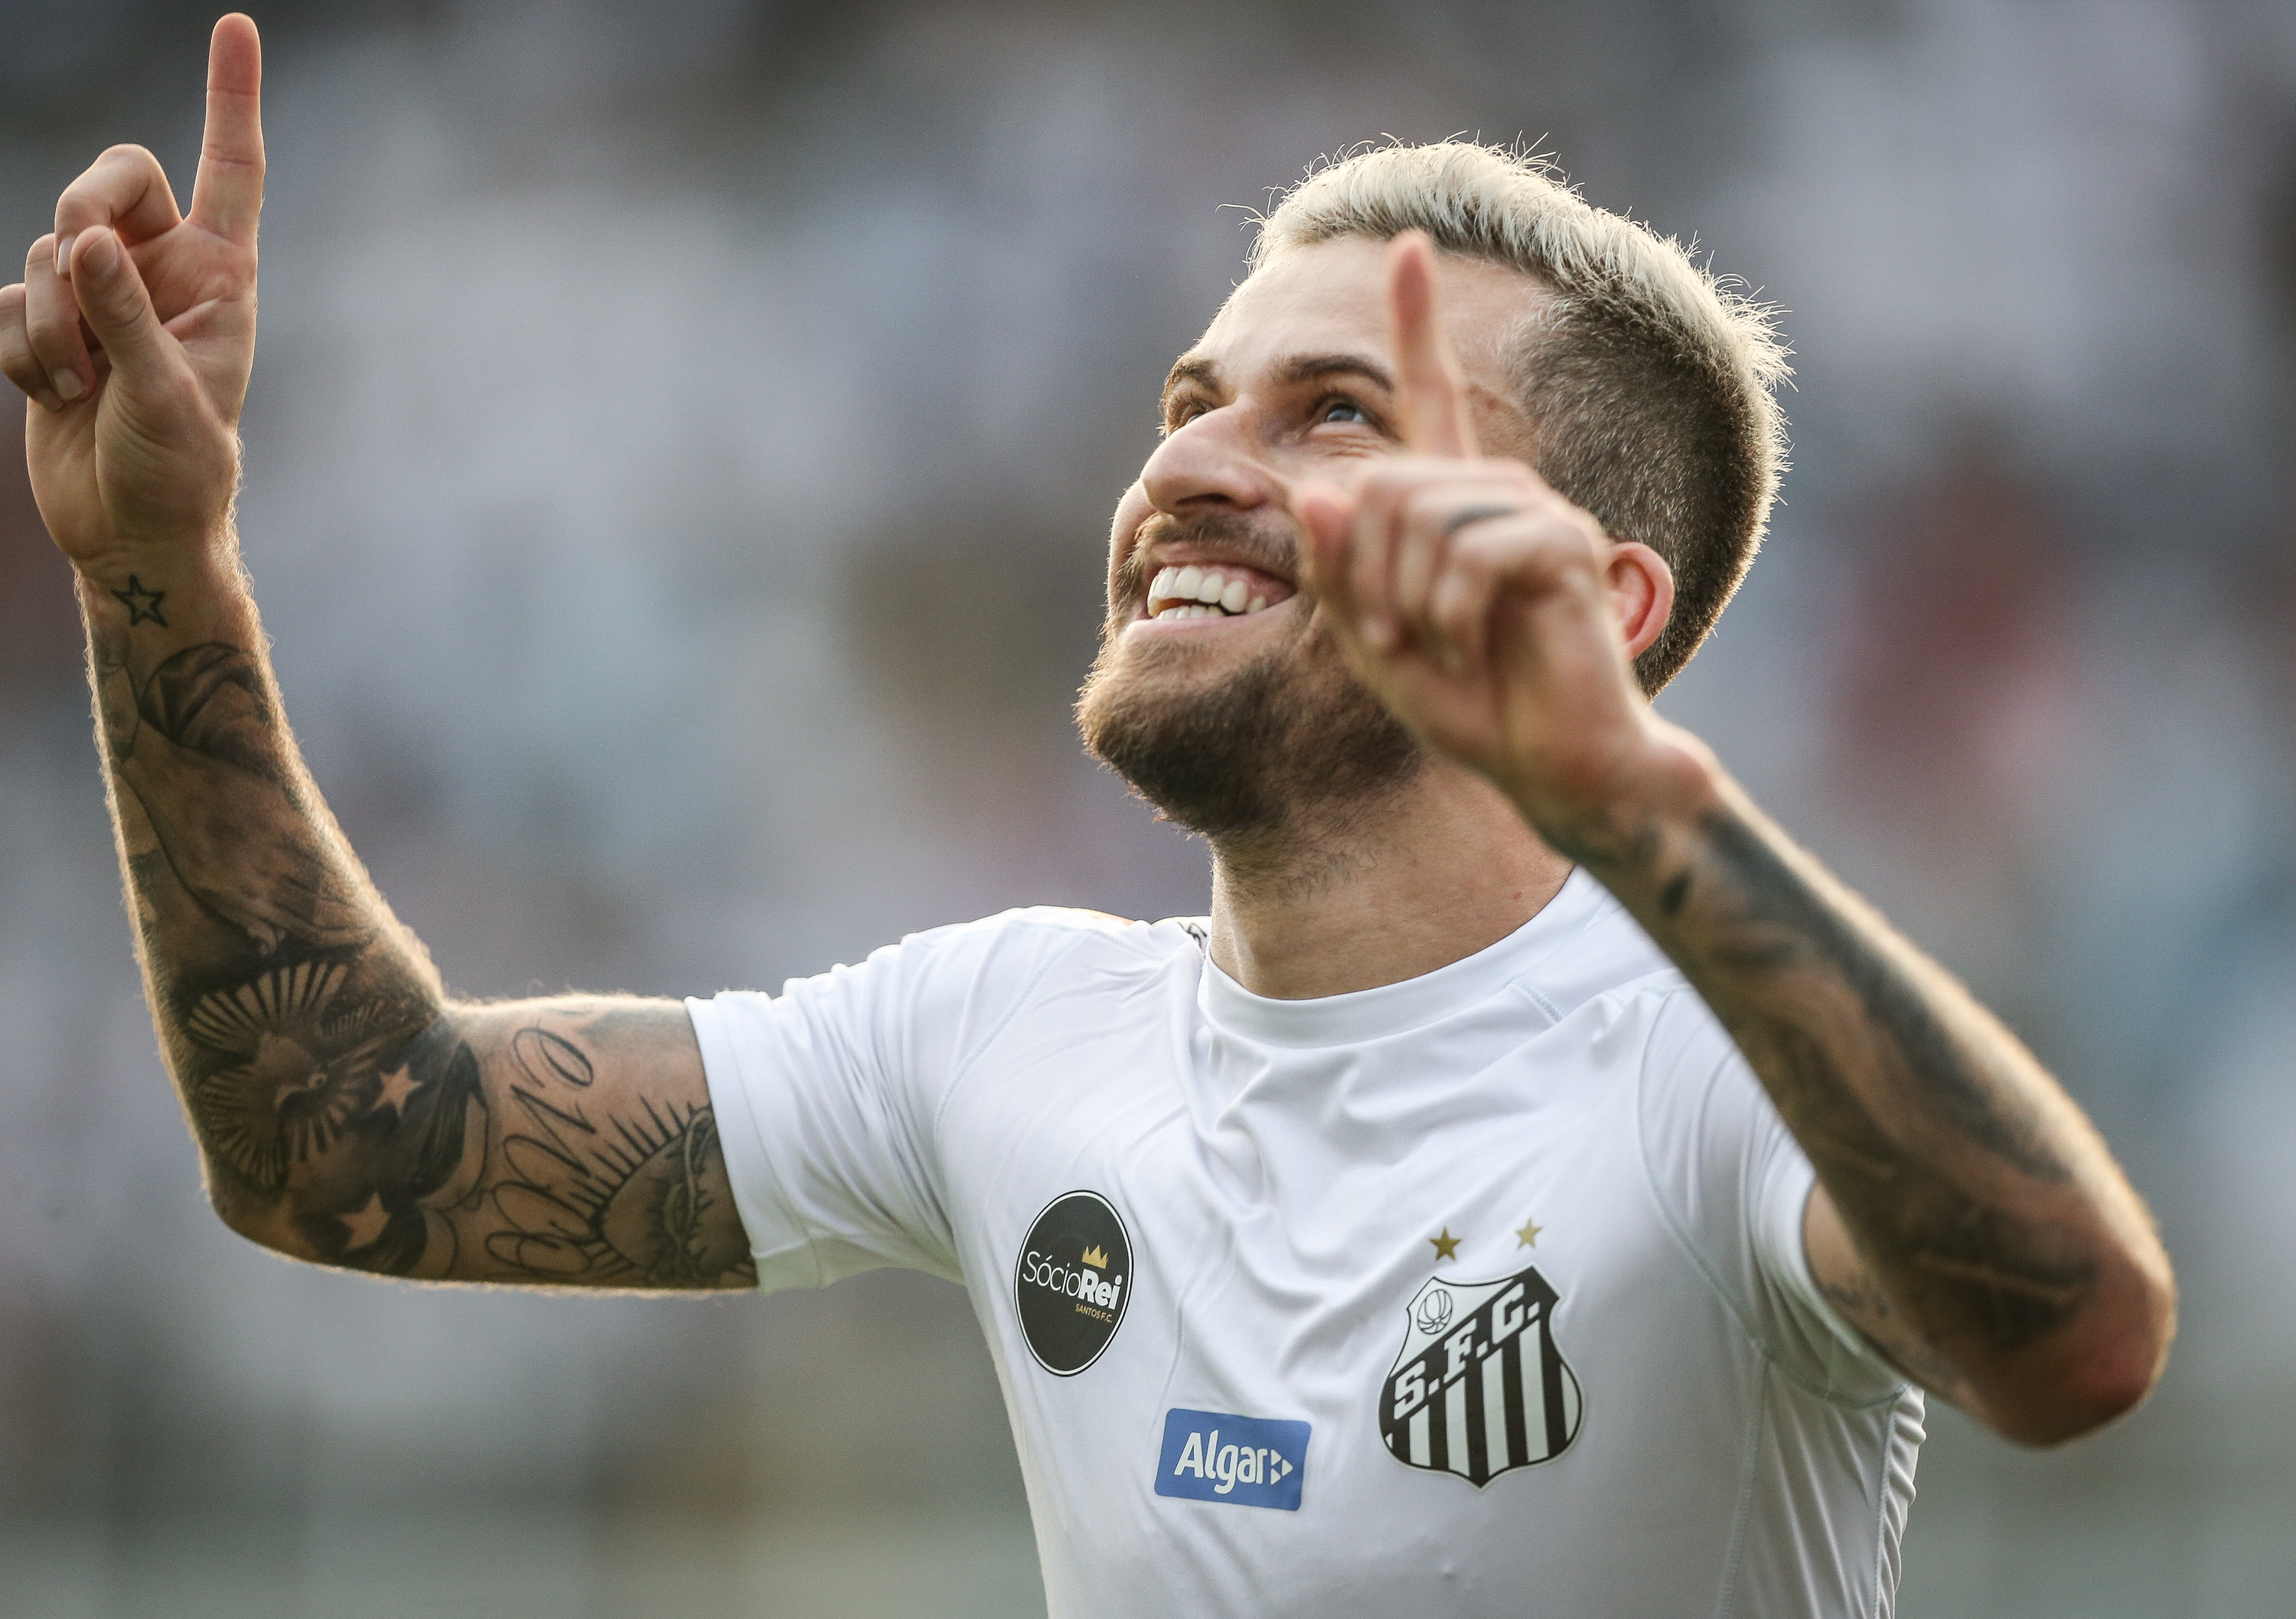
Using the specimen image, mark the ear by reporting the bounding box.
[1605,541,1675,661]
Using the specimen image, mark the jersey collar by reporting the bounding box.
[1196,867,1617,1048]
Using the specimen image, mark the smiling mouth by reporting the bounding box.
[1143,563,1294,622]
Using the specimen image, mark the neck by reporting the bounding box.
[1202,760,1574,1000]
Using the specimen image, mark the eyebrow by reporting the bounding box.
[1160,351,1397,410]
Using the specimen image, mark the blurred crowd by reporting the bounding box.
[3,2,2294,1614]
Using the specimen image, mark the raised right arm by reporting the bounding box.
[0,16,752,1290]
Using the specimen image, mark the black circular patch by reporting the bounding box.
[1013,1190,1134,1376]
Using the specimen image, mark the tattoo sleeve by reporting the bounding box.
[1561,772,2169,1425]
[83,566,754,1290]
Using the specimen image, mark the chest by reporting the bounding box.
[936,987,1714,1431]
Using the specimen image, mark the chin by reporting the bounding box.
[1075,617,1422,843]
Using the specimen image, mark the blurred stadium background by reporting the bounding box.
[4,1,2295,1614]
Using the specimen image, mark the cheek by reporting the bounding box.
[1107,483,1154,593]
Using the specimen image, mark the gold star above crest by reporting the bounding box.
[1429,1226,1461,1262]
[1515,1219,1544,1249]
[339,1192,392,1252]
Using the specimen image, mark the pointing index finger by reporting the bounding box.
[188,13,265,246]
[1388,231,1478,459]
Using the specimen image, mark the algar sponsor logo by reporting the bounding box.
[1019,1245,1125,1313]
[1172,1428,1293,1493]
[1155,1408,1310,1512]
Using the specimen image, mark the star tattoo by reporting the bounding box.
[338,1192,392,1252]
[111,575,168,627]
[1430,1226,1461,1262]
[1515,1219,1543,1249]
[373,1063,422,1118]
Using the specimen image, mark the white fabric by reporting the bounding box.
[687,870,1923,1618]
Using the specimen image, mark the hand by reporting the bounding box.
[1290,233,1706,844]
[0,15,264,574]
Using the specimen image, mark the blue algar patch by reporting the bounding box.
[1155,1408,1311,1511]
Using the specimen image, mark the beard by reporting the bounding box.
[1075,517,1424,846]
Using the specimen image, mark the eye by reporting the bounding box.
[1316,397,1371,426]
[1162,400,1208,436]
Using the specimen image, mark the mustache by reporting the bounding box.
[1113,510,1302,608]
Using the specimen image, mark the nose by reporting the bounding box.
[1138,404,1281,516]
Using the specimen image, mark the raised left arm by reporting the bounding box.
[1294,233,2174,1444]
[1560,760,2170,1441]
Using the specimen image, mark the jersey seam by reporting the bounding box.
[1869,1391,1910,1617]
[1712,1356,1769,1619]
[715,1004,830,1291]
[1634,987,1905,1415]
[1512,980,1565,1025]
[928,921,1120,1152]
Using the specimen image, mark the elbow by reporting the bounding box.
[1988,1262,2178,1448]
[1991,1360,2156,1449]
[204,1180,316,1266]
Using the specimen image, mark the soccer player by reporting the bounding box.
[2,15,2174,1617]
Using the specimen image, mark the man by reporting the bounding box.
[1,16,2173,1617]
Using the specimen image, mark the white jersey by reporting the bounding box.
[687,870,1923,1618]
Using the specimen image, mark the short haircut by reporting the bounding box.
[1251,142,1789,693]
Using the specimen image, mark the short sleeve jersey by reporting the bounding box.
[687,870,1923,1619]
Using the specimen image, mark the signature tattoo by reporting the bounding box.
[486,1017,750,1285]
[94,625,752,1290]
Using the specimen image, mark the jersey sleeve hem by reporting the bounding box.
[1633,987,1907,1412]
[1756,1149,1900,1377]
[686,994,828,1294]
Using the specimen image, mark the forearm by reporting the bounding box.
[81,540,754,1288]
[1537,740,2173,1438]
[81,537,455,1255]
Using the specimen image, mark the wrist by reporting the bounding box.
[1500,715,1727,878]
[74,534,249,640]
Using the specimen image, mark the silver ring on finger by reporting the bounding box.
[1440,503,1519,539]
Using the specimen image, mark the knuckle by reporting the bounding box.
[1357,465,1411,503]
[1401,484,1466,533]
[1446,542,1502,590]
[1430,580,1479,635]
[99,282,152,329]
[59,146,161,216]
[25,236,55,273]
[22,304,73,358]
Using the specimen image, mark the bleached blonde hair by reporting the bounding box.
[1251,142,1790,692]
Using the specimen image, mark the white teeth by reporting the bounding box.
[1142,559,1284,622]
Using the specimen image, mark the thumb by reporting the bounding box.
[69,228,173,377]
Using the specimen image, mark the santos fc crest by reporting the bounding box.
[1378,1261,1582,1487]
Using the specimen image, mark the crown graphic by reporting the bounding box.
[1081,1245,1109,1268]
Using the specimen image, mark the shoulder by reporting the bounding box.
[890,906,1204,974]
[775,906,1204,1018]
